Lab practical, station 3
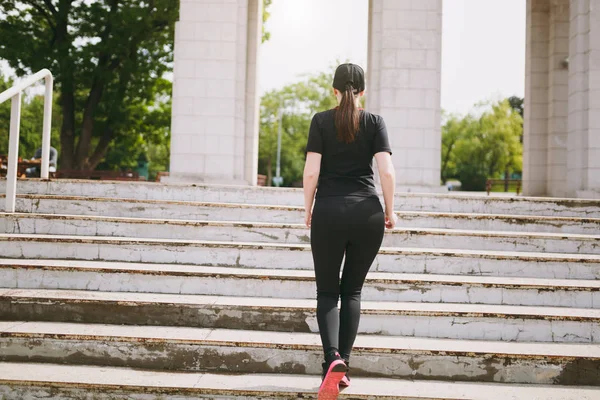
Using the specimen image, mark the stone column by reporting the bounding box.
[547,0,570,197]
[567,0,600,198]
[168,0,260,185]
[523,0,550,196]
[244,0,261,186]
[367,0,444,192]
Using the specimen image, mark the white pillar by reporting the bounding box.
[367,0,444,192]
[168,0,260,185]
[523,0,550,196]
[244,0,261,186]
[567,0,600,198]
[547,0,570,197]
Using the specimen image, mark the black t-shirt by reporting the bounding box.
[305,109,392,198]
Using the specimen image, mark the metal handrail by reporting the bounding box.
[0,69,53,212]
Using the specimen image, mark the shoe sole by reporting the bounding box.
[339,376,350,388]
[318,360,348,400]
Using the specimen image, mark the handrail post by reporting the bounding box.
[40,76,54,179]
[6,93,22,213]
[1,69,53,212]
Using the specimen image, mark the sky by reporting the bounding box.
[258,0,526,116]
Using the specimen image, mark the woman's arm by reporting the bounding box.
[374,152,397,229]
[303,152,322,227]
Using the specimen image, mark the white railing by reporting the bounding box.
[0,69,54,213]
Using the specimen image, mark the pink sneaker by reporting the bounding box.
[318,358,348,400]
[339,374,350,387]
[339,360,350,388]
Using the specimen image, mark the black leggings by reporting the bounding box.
[310,196,385,361]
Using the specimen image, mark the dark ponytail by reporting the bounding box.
[335,85,360,144]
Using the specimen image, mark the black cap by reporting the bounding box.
[333,63,365,93]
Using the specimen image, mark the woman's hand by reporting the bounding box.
[385,211,397,229]
[305,210,312,228]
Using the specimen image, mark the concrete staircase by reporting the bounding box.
[1,179,599,399]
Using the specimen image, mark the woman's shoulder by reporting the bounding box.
[312,108,384,125]
[313,109,336,119]
[361,109,384,126]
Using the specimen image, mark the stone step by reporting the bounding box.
[2,363,599,400]
[14,194,600,234]
[4,179,600,217]
[3,289,599,343]
[1,322,599,385]
[2,234,600,280]
[3,213,600,255]
[2,260,599,308]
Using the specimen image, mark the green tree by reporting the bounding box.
[441,112,475,182]
[263,0,272,43]
[508,96,524,118]
[442,99,523,191]
[508,95,524,144]
[259,71,337,186]
[97,78,171,181]
[0,0,178,170]
[0,76,11,155]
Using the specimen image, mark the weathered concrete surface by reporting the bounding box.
[2,180,600,393]
[2,179,600,216]
[12,195,600,234]
[2,289,599,343]
[2,235,600,280]
[3,363,600,400]
[1,261,599,308]
[1,322,599,385]
[15,195,308,225]
[3,213,600,255]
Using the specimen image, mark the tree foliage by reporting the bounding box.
[262,0,272,43]
[97,78,171,181]
[442,99,523,191]
[508,96,524,118]
[507,95,524,144]
[259,71,337,186]
[0,0,177,171]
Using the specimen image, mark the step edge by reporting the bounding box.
[3,322,600,358]
[2,289,600,320]
[5,212,600,240]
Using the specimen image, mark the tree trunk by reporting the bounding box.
[74,0,119,169]
[441,142,455,182]
[56,0,75,170]
[75,78,105,169]
[59,91,76,170]
[88,129,113,170]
